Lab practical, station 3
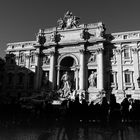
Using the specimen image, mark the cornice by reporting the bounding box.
[7,41,36,46]
[45,38,105,47]
[6,47,36,52]
[111,38,140,44]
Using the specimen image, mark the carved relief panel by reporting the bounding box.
[88,53,97,64]
[43,55,50,65]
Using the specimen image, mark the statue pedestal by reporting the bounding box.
[88,86,98,93]
[88,87,100,103]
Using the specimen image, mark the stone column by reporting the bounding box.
[16,52,20,65]
[132,48,139,90]
[57,66,60,89]
[35,48,43,90]
[79,49,85,90]
[25,53,30,90]
[49,51,56,90]
[116,48,123,91]
[75,68,79,90]
[35,52,40,90]
[97,48,104,90]
[25,53,30,69]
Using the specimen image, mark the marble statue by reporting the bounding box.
[88,71,97,87]
[57,11,80,29]
[61,71,71,97]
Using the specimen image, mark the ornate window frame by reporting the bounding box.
[122,45,132,63]
[19,51,25,65]
[110,71,118,89]
[123,69,134,89]
[30,51,35,64]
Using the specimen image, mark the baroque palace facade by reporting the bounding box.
[4,11,140,102]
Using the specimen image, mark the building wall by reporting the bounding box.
[4,23,140,102]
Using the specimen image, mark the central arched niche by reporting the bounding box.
[60,56,75,68]
[59,56,76,89]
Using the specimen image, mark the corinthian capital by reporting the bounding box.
[96,48,103,54]
[35,52,39,56]
[49,51,55,56]
[115,49,122,55]
[15,55,20,59]
[79,49,85,54]
[132,48,138,54]
[25,54,30,59]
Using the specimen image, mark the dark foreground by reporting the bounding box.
[0,120,140,140]
[1,94,140,139]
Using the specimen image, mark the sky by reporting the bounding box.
[0,0,140,58]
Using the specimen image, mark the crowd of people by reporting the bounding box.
[0,94,140,128]
[63,94,140,124]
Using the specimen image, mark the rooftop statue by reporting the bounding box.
[57,11,80,30]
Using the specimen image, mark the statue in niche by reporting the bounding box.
[61,71,71,97]
[88,71,97,87]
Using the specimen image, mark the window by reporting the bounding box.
[124,48,130,59]
[123,70,134,89]
[124,73,131,83]
[110,73,114,84]
[19,52,25,63]
[30,51,35,63]
[123,35,127,39]
[110,71,118,89]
